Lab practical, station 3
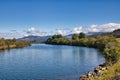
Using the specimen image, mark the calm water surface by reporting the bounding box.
[0,44,105,80]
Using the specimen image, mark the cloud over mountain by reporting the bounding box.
[87,23,120,32]
[22,23,120,37]
[72,26,84,34]
[25,27,47,36]
[55,23,120,35]
[1,23,120,39]
[72,23,120,34]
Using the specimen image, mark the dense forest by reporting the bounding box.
[46,32,120,80]
[0,38,31,50]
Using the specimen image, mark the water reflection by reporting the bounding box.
[0,44,105,80]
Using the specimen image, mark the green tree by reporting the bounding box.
[12,38,16,42]
[72,34,79,40]
[79,32,86,38]
[52,34,63,39]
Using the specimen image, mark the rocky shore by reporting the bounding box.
[80,63,111,80]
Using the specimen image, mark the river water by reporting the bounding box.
[0,44,105,80]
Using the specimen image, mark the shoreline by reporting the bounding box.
[0,38,31,51]
[47,43,108,80]
[47,43,116,80]
[45,35,120,80]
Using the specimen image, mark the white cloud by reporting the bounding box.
[56,29,67,35]
[0,32,23,39]
[28,27,36,33]
[25,27,47,36]
[72,23,120,34]
[1,23,120,39]
[88,23,120,32]
[72,26,84,34]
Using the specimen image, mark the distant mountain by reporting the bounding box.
[88,29,120,37]
[18,35,52,43]
[65,29,120,38]
[64,32,106,38]
[87,32,106,36]
[18,29,120,43]
[64,34,73,39]
[112,29,120,38]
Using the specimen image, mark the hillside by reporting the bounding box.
[112,29,120,38]
[88,29,120,38]
[18,35,52,43]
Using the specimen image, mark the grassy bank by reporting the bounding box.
[0,38,31,50]
[92,60,120,80]
[46,34,120,80]
[91,40,120,80]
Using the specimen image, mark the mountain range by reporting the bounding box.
[18,35,52,43]
[18,29,120,43]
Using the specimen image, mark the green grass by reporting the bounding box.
[92,59,120,80]
[91,38,120,80]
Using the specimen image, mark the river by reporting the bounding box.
[0,44,105,80]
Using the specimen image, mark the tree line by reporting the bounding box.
[46,32,120,65]
[0,38,31,50]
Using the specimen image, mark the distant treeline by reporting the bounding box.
[46,33,120,64]
[0,38,31,50]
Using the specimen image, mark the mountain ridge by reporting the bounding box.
[18,29,120,42]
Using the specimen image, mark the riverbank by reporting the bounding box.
[80,37,120,80]
[0,38,31,50]
[92,60,120,80]
[46,34,120,80]
[90,39,120,80]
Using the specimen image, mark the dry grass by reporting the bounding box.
[92,59,120,80]
[116,38,120,43]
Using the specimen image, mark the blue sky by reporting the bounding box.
[0,0,120,38]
